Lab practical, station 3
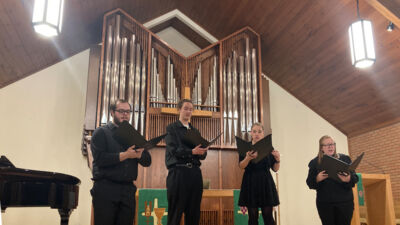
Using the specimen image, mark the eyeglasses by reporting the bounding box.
[115,109,132,114]
[321,143,336,147]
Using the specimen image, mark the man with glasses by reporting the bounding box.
[90,99,151,225]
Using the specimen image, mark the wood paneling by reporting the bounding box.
[2,0,400,136]
[136,148,243,190]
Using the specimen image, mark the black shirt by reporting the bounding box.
[165,120,207,169]
[91,122,151,183]
[306,154,358,203]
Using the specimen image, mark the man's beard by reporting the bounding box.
[114,117,127,126]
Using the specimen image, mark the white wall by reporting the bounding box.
[266,77,348,225]
[156,27,201,57]
[0,50,92,225]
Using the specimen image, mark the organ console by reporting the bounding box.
[0,156,80,225]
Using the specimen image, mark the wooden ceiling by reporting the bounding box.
[1,0,400,137]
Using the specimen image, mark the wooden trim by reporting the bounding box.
[351,173,396,225]
[187,41,220,59]
[364,0,400,27]
[218,150,223,225]
[85,45,101,130]
[95,11,110,128]
[160,107,213,117]
[351,186,361,225]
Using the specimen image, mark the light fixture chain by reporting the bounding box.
[356,0,360,19]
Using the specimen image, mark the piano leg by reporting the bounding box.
[58,209,72,225]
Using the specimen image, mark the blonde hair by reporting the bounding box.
[251,122,264,131]
[318,135,338,164]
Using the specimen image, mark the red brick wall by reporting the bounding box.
[348,122,400,211]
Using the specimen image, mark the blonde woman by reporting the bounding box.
[238,123,280,225]
[306,135,358,225]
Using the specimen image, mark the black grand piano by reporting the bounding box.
[0,156,80,225]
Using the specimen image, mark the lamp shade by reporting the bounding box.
[32,0,64,37]
[348,19,375,68]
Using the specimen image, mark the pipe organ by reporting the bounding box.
[90,9,264,148]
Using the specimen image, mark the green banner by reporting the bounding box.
[137,189,168,225]
[356,173,365,206]
[233,189,265,225]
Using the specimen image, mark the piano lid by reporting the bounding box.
[0,155,80,185]
[0,155,15,168]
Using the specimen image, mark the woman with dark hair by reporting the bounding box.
[306,135,358,225]
[238,123,280,225]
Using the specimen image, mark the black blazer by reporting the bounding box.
[306,154,358,203]
[165,120,207,169]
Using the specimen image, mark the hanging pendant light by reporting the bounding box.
[348,0,375,68]
[32,0,65,37]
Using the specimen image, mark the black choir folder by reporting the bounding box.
[318,152,365,182]
[182,129,222,148]
[235,134,274,163]
[113,121,166,150]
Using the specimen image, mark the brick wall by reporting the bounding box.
[348,122,400,215]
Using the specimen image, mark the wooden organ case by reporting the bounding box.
[82,8,272,225]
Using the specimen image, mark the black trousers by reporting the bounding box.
[316,201,354,225]
[167,166,203,225]
[91,180,137,225]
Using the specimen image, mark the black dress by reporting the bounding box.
[238,154,280,207]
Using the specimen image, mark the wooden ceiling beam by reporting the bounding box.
[364,0,400,26]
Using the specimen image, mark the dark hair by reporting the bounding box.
[177,99,193,109]
[110,99,131,111]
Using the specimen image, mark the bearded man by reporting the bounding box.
[90,99,151,225]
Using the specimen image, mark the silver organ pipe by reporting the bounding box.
[227,57,232,144]
[171,63,178,104]
[251,48,258,124]
[150,48,155,107]
[223,66,228,144]
[232,51,238,144]
[167,55,172,107]
[205,56,217,111]
[192,78,198,108]
[197,63,202,108]
[133,44,141,129]
[128,35,136,124]
[245,37,253,133]
[192,63,202,110]
[101,25,113,124]
[140,49,146,135]
[119,37,128,98]
[213,56,218,111]
[99,14,151,135]
[149,51,179,108]
[110,15,121,106]
[239,56,246,137]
